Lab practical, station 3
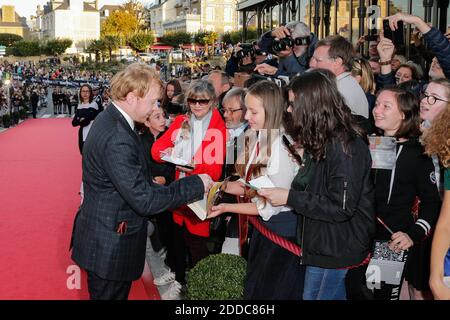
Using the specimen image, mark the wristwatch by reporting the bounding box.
[379,59,392,66]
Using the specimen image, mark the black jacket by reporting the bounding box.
[287,137,375,268]
[373,139,441,243]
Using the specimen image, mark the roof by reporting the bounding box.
[52,1,98,12]
[0,9,27,27]
[83,3,97,12]
[54,1,69,10]
[99,5,122,12]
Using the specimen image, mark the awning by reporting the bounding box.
[150,45,174,50]
[180,44,205,49]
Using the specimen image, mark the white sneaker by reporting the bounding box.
[161,281,182,300]
[153,270,175,286]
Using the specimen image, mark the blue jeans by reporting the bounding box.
[303,266,348,300]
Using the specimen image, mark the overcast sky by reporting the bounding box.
[0,0,154,20]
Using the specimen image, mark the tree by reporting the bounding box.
[44,38,73,56]
[87,39,106,62]
[195,31,218,56]
[12,40,40,56]
[101,10,139,45]
[0,33,23,47]
[122,0,147,29]
[127,31,154,52]
[222,28,258,45]
[102,35,120,60]
[161,31,192,48]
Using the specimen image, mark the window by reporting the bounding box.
[224,7,232,22]
[105,9,109,17]
[206,7,214,21]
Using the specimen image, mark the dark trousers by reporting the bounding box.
[172,223,209,284]
[32,106,37,118]
[87,271,132,300]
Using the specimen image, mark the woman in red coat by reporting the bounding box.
[151,79,226,299]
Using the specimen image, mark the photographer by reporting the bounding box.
[255,21,318,77]
[225,42,268,78]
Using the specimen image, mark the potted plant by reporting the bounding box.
[186,253,247,300]
[2,114,11,128]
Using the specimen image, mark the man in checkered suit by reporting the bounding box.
[70,63,213,300]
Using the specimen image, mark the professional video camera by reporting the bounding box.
[271,36,312,53]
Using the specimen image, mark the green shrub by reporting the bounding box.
[2,113,11,127]
[187,253,246,300]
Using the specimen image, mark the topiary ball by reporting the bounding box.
[186,253,247,300]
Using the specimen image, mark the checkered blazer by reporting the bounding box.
[71,103,204,281]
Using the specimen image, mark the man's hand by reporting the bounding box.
[254,63,278,76]
[271,26,291,39]
[153,176,166,185]
[257,188,289,207]
[389,231,414,253]
[198,173,214,194]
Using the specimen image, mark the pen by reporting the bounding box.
[376,217,394,235]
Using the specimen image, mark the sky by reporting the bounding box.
[0,0,154,20]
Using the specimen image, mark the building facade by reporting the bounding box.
[0,5,30,39]
[39,0,100,53]
[150,0,238,37]
[99,5,122,26]
[237,0,449,51]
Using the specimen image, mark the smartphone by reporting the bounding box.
[383,19,404,46]
[282,135,303,166]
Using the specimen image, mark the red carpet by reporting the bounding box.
[0,119,160,300]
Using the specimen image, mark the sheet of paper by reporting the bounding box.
[249,175,275,189]
[187,195,207,221]
[161,154,190,167]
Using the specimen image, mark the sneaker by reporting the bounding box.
[161,281,182,300]
[153,270,175,286]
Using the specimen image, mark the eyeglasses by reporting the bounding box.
[223,107,243,114]
[187,98,210,106]
[420,91,450,105]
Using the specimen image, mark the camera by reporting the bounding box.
[271,37,294,53]
[235,43,255,60]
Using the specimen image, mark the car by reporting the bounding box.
[169,50,185,62]
[138,53,160,63]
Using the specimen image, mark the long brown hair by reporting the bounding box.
[285,69,363,162]
[235,80,285,179]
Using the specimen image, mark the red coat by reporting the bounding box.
[151,109,226,237]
